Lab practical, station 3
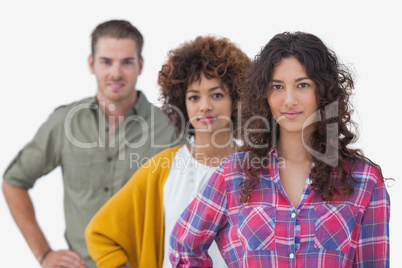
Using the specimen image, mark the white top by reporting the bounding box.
[162,145,228,268]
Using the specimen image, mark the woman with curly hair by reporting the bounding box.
[85,35,251,268]
[169,32,390,267]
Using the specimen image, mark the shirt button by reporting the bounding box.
[175,252,179,258]
[291,213,296,218]
[104,187,109,192]
[289,253,295,259]
[107,157,112,162]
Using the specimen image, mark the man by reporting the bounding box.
[2,20,178,268]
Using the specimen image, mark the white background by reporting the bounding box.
[0,0,400,267]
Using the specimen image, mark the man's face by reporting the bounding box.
[89,37,143,104]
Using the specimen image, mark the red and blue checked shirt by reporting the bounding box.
[169,148,390,267]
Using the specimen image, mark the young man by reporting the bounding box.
[2,20,178,268]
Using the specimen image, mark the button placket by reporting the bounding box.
[189,162,196,198]
[289,210,297,262]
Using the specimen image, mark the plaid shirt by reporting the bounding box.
[169,149,390,267]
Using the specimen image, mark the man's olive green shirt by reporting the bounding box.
[3,91,179,267]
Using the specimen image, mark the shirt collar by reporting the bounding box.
[89,90,152,118]
[266,147,315,185]
[130,91,152,118]
[268,147,278,158]
[89,97,98,109]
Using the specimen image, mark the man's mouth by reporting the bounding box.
[108,83,125,90]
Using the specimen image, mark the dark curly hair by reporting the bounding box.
[158,35,251,139]
[239,31,382,203]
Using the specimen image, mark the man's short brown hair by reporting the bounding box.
[91,20,143,59]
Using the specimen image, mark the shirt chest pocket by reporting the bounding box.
[314,204,360,254]
[61,153,93,188]
[238,206,277,251]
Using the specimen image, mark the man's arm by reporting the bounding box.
[2,181,85,268]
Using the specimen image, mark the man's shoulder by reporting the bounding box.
[135,92,174,130]
[53,97,94,112]
[135,91,165,118]
[40,97,95,127]
[49,97,94,117]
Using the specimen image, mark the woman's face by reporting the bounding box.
[267,57,318,135]
[186,72,233,135]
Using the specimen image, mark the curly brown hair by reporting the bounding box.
[158,35,251,139]
[239,31,382,203]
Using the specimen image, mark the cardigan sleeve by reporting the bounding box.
[85,146,181,268]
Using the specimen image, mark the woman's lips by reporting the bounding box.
[198,116,216,123]
[282,111,302,119]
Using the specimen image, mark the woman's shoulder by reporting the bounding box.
[221,151,248,167]
[345,156,383,185]
[130,145,183,185]
[212,152,249,179]
[225,151,249,161]
[142,145,183,166]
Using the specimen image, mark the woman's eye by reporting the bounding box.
[212,93,224,98]
[188,95,198,101]
[298,83,309,88]
[272,85,282,90]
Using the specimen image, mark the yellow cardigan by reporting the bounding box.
[85,145,182,268]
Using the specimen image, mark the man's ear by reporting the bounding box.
[88,55,95,74]
[138,57,144,75]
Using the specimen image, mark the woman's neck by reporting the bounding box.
[190,131,236,167]
[277,130,311,163]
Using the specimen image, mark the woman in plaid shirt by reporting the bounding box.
[169,32,390,267]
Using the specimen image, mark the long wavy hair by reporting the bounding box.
[238,31,382,203]
[158,35,251,138]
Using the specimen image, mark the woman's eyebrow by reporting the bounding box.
[187,86,222,94]
[295,77,309,82]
